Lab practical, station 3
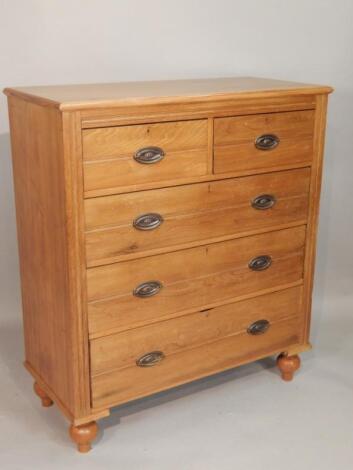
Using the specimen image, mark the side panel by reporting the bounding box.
[7,97,91,420]
[302,94,329,342]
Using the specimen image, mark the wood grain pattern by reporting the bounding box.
[214,110,315,174]
[87,226,306,336]
[7,97,83,416]
[61,111,92,419]
[82,119,208,160]
[90,286,303,375]
[4,77,332,448]
[83,161,312,198]
[82,120,208,192]
[79,94,317,130]
[85,168,310,266]
[84,150,208,194]
[91,316,301,409]
[302,94,329,342]
[4,76,332,111]
[84,162,311,198]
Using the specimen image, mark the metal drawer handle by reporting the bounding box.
[133,213,164,231]
[251,194,276,210]
[247,319,270,335]
[134,146,165,164]
[133,280,163,298]
[248,255,272,271]
[136,351,165,367]
[255,134,280,150]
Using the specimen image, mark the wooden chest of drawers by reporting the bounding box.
[4,77,332,452]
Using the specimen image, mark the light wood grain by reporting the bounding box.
[61,111,92,419]
[83,119,207,160]
[4,77,332,450]
[85,168,310,266]
[4,76,332,111]
[7,97,90,419]
[83,161,312,198]
[84,150,210,195]
[80,94,317,130]
[91,316,301,408]
[214,110,315,174]
[87,226,306,336]
[90,286,303,375]
[302,94,329,342]
[83,120,208,191]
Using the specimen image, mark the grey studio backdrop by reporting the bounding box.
[0,1,352,469]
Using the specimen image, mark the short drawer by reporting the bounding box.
[82,119,208,194]
[90,286,303,375]
[85,168,310,267]
[214,110,315,174]
[91,295,302,408]
[87,226,306,336]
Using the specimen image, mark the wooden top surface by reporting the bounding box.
[3,77,332,111]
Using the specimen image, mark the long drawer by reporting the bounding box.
[90,286,303,375]
[214,110,315,174]
[82,119,208,193]
[84,168,310,267]
[91,287,302,408]
[87,226,306,336]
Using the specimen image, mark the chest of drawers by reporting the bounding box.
[4,77,332,452]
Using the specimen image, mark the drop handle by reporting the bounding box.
[136,351,165,367]
[255,134,280,150]
[134,146,165,164]
[247,319,270,335]
[248,255,272,271]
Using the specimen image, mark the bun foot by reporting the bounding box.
[69,421,98,453]
[33,382,54,407]
[277,354,301,381]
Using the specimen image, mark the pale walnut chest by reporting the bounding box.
[4,77,332,452]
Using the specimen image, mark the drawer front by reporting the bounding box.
[90,286,303,375]
[214,110,315,174]
[91,313,301,408]
[82,119,208,193]
[87,226,306,336]
[85,168,310,266]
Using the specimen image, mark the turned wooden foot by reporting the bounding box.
[33,382,54,407]
[277,354,301,381]
[69,421,98,453]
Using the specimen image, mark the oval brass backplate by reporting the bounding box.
[255,134,280,150]
[133,280,163,298]
[251,194,276,210]
[136,351,165,367]
[134,146,165,164]
[247,319,270,335]
[248,255,272,271]
[133,213,164,231]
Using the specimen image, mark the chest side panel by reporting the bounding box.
[8,97,74,411]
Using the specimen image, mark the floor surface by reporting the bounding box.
[1,293,353,470]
